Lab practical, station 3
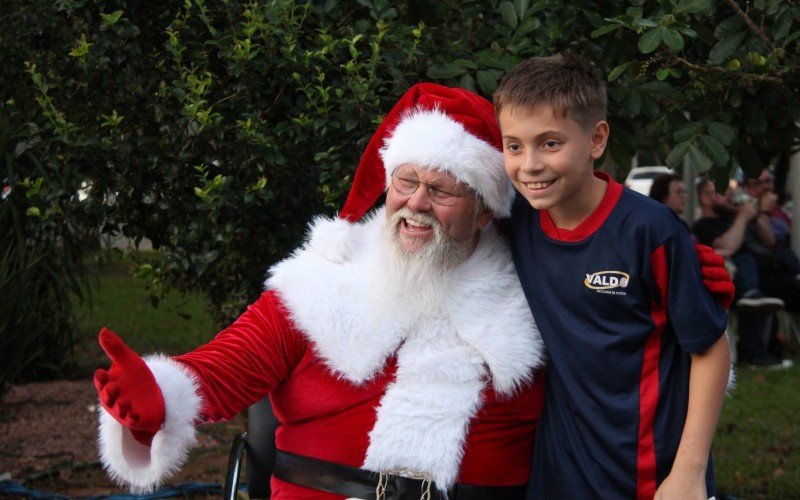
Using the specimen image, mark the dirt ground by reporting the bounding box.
[0,379,244,498]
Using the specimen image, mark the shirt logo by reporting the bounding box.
[584,270,630,295]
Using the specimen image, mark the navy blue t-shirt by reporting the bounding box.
[508,173,727,499]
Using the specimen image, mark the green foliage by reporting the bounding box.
[1,1,798,385]
[0,113,91,395]
[423,0,799,180]
[2,0,425,330]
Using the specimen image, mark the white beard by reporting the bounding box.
[373,207,475,319]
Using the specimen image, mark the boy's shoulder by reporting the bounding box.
[618,187,677,220]
[616,187,690,238]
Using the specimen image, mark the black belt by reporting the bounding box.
[273,449,525,500]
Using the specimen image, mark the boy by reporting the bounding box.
[494,54,730,499]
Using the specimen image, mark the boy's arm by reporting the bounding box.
[655,334,730,500]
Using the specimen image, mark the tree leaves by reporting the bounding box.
[666,141,691,170]
[709,31,746,64]
[688,143,713,173]
[476,69,504,95]
[639,27,665,54]
[675,0,711,15]
[3,0,799,338]
[499,1,518,28]
[697,134,729,166]
[640,27,684,53]
[608,61,635,81]
[662,29,684,51]
[100,10,124,27]
[427,63,467,79]
[707,122,736,146]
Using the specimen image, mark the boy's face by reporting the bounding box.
[498,105,609,227]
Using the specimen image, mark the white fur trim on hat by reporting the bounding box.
[97,355,203,494]
[380,108,515,218]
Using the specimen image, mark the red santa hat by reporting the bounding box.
[339,83,513,221]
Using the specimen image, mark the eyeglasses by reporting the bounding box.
[390,166,470,206]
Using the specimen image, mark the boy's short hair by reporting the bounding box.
[493,53,607,131]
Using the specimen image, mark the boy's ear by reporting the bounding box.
[589,121,610,160]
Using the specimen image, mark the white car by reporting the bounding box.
[624,166,674,196]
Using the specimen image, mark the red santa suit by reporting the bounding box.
[96,83,547,498]
[97,206,545,498]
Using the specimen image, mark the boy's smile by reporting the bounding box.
[498,105,609,230]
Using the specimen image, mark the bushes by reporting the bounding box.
[2,1,428,388]
[4,1,426,328]
[1,0,797,387]
[0,127,89,396]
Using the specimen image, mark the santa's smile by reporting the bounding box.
[400,217,434,238]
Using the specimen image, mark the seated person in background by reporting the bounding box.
[693,177,792,369]
[649,172,690,230]
[743,167,800,280]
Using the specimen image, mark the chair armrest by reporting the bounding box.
[223,432,248,500]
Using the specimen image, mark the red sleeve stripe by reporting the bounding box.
[638,244,669,499]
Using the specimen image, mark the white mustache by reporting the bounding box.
[389,207,442,237]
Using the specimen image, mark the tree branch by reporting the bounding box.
[722,0,773,48]
[670,55,783,84]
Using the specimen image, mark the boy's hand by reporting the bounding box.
[654,471,707,500]
[695,243,734,309]
[93,327,165,446]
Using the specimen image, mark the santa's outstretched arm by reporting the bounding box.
[95,290,305,494]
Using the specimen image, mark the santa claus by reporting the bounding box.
[93,83,733,499]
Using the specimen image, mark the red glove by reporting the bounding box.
[694,243,735,309]
[94,327,166,446]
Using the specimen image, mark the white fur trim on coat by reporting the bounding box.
[267,209,544,488]
[726,365,736,396]
[97,355,203,494]
[380,108,515,218]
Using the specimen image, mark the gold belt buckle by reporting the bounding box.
[375,468,432,500]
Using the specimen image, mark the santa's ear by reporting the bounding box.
[476,204,493,230]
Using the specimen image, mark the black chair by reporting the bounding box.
[223,397,280,499]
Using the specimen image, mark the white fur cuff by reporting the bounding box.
[97,355,203,494]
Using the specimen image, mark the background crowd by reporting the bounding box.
[650,169,800,370]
